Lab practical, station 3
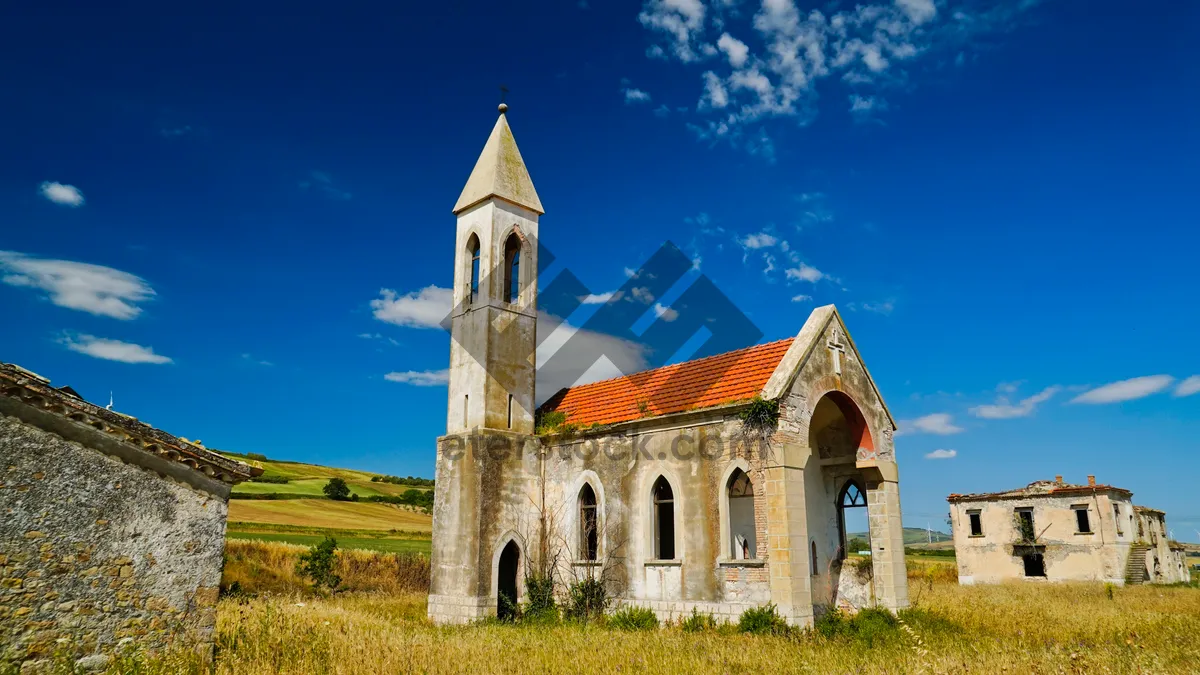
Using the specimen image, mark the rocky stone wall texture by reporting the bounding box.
[0,413,228,671]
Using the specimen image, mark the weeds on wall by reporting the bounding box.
[737,603,790,636]
[738,396,780,444]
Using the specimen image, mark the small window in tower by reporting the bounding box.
[1073,506,1091,534]
[463,395,469,427]
[503,234,521,304]
[810,540,818,575]
[968,510,983,537]
[507,394,513,429]
[1113,505,1123,535]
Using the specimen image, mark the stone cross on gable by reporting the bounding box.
[827,327,847,375]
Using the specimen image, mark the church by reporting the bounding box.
[427,105,909,626]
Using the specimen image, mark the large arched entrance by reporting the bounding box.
[808,392,875,562]
[497,540,521,620]
[809,391,874,462]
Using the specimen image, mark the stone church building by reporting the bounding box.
[1,362,258,669]
[948,476,1190,586]
[427,105,909,626]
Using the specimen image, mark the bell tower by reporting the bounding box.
[446,102,542,434]
[429,104,544,623]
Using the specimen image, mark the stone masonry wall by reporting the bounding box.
[0,414,228,670]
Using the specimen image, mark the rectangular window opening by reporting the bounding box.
[1074,506,1091,534]
[1022,551,1046,577]
[1114,505,1123,535]
[507,394,513,429]
[655,501,675,560]
[463,395,469,427]
[968,511,983,537]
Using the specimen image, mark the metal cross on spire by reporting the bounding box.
[499,85,509,105]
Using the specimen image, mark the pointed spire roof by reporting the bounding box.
[453,104,544,215]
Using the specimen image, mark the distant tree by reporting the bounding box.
[323,478,351,501]
[846,537,870,554]
[295,536,341,590]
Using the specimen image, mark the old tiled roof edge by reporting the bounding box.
[1133,505,1165,515]
[947,483,1133,502]
[536,337,795,426]
[0,362,260,485]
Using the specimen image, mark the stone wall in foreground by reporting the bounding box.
[0,413,228,670]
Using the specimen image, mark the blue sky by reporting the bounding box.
[1,0,1197,538]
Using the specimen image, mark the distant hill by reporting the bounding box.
[849,527,952,546]
[215,451,432,499]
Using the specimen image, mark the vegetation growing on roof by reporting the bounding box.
[738,396,780,439]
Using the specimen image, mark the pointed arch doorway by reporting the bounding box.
[497,540,521,620]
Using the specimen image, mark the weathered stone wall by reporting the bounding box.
[1,414,228,670]
[951,492,1130,585]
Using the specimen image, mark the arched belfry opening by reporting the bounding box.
[836,480,869,561]
[809,391,875,462]
[465,234,481,304]
[502,232,522,304]
[497,540,521,620]
[726,469,756,559]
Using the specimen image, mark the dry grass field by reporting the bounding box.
[89,541,1200,675]
[227,499,433,531]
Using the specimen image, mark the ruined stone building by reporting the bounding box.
[1,362,258,669]
[427,105,909,625]
[948,476,1190,586]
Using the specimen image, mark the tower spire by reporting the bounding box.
[452,105,543,215]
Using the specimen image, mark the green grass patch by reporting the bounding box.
[226,531,431,555]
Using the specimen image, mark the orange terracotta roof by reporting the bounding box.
[539,338,794,427]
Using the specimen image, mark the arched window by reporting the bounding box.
[811,540,818,573]
[836,480,868,561]
[579,484,598,561]
[726,469,756,560]
[466,234,481,304]
[652,476,675,560]
[503,233,521,304]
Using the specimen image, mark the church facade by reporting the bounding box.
[427,106,909,626]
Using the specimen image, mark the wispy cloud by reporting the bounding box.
[1071,375,1175,404]
[358,332,400,346]
[924,448,957,460]
[580,291,621,305]
[384,369,450,386]
[791,294,812,303]
[897,413,963,436]
[1175,376,1200,398]
[848,300,894,315]
[638,0,1042,151]
[738,232,777,250]
[299,170,352,200]
[240,353,274,367]
[0,251,155,319]
[370,286,452,329]
[159,125,193,138]
[60,334,172,364]
[785,263,824,283]
[970,385,1060,419]
[39,181,85,207]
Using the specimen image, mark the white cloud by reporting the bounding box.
[638,0,709,62]
[240,353,274,366]
[717,32,750,67]
[1175,376,1200,398]
[535,315,650,402]
[785,262,824,283]
[791,294,812,303]
[739,232,777,249]
[384,369,450,386]
[61,334,172,364]
[653,303,679,321]
[1071,375,1175,404]
[0,251,155,319]
[39,182,85,207]
[370,286,452,329]
[639,0,1038,147]
[970,385,1060,419]
[623,87,652,104]
[581,291,621,305]
[897,413,963,436]
[924,448,957,460]
[849,300,894,315]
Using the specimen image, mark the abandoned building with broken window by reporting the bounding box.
[0,362,258,670]
[426,105,909,626]
[947,476,1190,586]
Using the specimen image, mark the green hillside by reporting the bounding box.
[849,527,952,545]
[215,451,432,499]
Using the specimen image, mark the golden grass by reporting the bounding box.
[223,540,428,596]
[227,499,432,531]
[102,541,1200,674]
